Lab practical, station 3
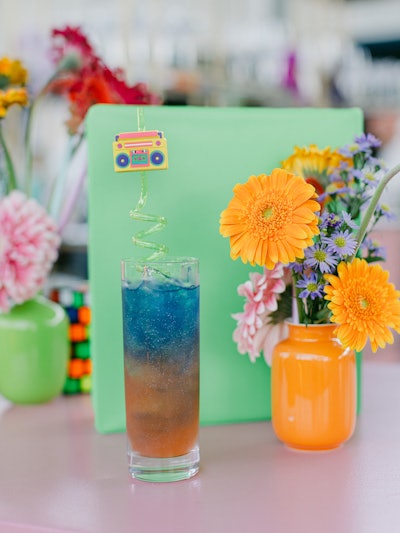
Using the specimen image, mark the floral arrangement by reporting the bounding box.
[220,133,400,363]
[0,26,160,313]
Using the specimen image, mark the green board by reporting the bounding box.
[86,105,363,433]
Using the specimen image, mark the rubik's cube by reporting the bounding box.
[49,284,92,395]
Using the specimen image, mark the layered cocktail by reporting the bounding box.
[121,257,199,482]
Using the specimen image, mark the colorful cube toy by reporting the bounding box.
[48,284,92,395]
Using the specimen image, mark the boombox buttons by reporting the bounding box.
[113,130,168,173]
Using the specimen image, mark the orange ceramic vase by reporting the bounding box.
[271,322,356,451]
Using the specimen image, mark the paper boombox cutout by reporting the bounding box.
[113,130,168,172]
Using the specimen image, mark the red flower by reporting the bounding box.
[46,73,78,96]
[51,26,98,72]
[65,73,117,133]
[102,66,161,105]
[48,26,161,133]
[304,176,326,209]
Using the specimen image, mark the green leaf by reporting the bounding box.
[0,74,9,90]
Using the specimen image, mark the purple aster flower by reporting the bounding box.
[288,260,305,275]
[326,187,353,204]
[319,211,342,230]
[376,203,397,222]
[367,156,388,171]
[338,142,363,158]
[354,133,381,150]
[304,244,338,273]
[329,168,350,183]
[296,272,325,300]
[339,133,381,160]
[341,211,359,230]
[360,188,374,203]
[352,166,382,188]
[322,229,358,258]
[362,237,387,261]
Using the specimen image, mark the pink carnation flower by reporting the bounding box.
[0,191,60,312]
[232,263,289,365]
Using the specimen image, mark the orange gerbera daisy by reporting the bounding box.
[324,258,400,352]
[219,169,320,269]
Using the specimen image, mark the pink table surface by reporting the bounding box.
[0,361,399,533]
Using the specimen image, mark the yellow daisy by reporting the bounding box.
[0,57,28,86]
[0,88,29,118]
[282,145,349,202]
[219,168,320,269]
[324,258,400,352]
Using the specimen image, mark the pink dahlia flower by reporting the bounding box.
[232,263,289,365]
[0,191,60,312]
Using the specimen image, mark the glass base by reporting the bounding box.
[127,443,200,482]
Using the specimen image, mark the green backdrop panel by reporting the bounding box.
[86,105,363,433]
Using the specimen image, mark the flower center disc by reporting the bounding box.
[248,194,293,241]
[335,237,346,248]
[263,207,274,219]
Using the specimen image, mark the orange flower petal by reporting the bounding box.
[324,258,400,352]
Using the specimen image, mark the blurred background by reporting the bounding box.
[1,0,400,360]
[2,0,400,111]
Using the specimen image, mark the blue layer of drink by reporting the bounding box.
[122,278,199,361]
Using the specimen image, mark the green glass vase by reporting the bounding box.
[0,295,69,403]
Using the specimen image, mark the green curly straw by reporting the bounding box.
[129,107,168,260]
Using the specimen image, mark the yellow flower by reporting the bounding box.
[0,87,29,117]
[0,57,28,86]
[282,145,349,199]
[219,169,320,269]
[282,144,346,178]
[324,258,400,352]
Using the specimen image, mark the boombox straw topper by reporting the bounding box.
[113,130,168,172]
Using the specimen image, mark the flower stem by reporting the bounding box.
[352,162,400,259]
[47,133,84,219]
[292,275,306,323]
[23,102,36,196]
[0,121,17,192]
[24,65,74,196]
[58,157,87,234]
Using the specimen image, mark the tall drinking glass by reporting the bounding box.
[121,257,200,482]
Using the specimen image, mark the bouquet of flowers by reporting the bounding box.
[220,134,400,364]
[0,26,160,313]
